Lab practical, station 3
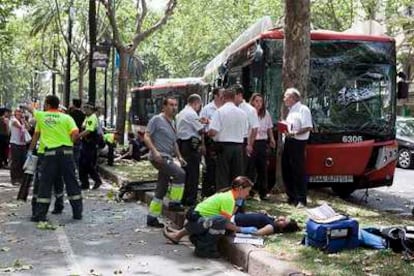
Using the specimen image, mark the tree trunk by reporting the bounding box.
[78,61,85,100]
[282,0,311,96]
[116,49,128,144]
[274,0,311,192]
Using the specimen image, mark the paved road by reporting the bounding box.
[0,170,245,276]
[349,168,414,215]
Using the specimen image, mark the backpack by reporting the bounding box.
[360,226,414,260]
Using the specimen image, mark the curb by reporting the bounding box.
[98,165,129,187]
[99,165,303,276]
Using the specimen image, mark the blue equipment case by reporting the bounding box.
[305,218,359,253]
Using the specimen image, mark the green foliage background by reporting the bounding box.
[0,0,413,107]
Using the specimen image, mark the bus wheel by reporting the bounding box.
[331,186,355,199]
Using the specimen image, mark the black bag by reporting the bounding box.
[402,227,414,259]
[380,226,414,259]
[381,227,405,253]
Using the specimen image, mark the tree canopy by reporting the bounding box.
[0,0,413,109]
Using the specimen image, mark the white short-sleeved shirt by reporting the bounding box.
[286,101,313,140]
[200,101,219,131]
[209,102,248,143]
[176,105,203,140]
[238,101,259,138]
[9,118,26,145]
[256,110,273,140]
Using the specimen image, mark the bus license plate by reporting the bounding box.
[308,175,353,183]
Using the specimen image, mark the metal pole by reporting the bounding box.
[110,0,116,127]
[104,49,109,127]
[88,0,97,105]
[64,0,74,107]
[52,44,57,95]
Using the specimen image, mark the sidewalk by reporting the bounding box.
[99,164,304,276]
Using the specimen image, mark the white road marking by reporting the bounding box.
[55,226,83,275]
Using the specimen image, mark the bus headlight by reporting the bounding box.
[375,144,398,170]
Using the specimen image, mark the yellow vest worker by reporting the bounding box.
[31,123,65,216]
[104,133,115,144]
[78,104,103,189]
[103,132,118,166]
[31,95,83,222]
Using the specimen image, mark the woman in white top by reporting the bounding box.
[247,93,275,200]
[9,108,30,185]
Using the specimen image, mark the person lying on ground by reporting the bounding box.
[233,211,300,236]
[162,176,256,258]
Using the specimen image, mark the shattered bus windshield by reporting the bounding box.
[130,89,159,126]
[307,40,396,138]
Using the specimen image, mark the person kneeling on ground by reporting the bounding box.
[115,132,142,162]
[163,176,257,258]
[233,211,300,236]
[103,131,120,166]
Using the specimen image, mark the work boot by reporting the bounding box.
[70,199,83,220]
[194,247,221,258]
[32,203,49,222]
[73,214,82,220]
[146,215,164,228]
[51,208,63,214]
[92,181,102,190]
[52,198,64,214]
[80,182,90,190]
[30,216,48,222]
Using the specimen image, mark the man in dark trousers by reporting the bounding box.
[234,84,259,175]
[282,88,313,208]
[30,95,82,222]
[68,99,85,170]
[78,103,103,190]
[144,97,186,228]
[208,87,248,190]
[176,94,204,206]
[200,87,224,197]
[29,129,65,216]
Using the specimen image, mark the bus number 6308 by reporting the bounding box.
[342,135,363,143]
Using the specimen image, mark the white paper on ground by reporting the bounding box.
[233,233,264,246]
[306,203,346,223]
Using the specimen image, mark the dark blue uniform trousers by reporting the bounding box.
[31,154,64,216]
[33,147,82,221]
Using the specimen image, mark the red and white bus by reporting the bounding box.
[204,20,398,197]
[129,78,208,130]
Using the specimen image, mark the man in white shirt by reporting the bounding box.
[200,87,224,197]
[234,85,259,175]
[208,88,248,190]
[176,94,204,206]
[282,88,313,208]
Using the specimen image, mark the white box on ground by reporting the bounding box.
[233,233,264,246]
